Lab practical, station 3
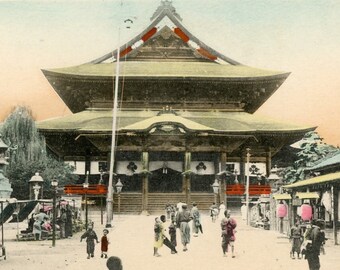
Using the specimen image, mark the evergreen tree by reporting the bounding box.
[282,131,339,183]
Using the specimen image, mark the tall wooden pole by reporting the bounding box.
[106,27,121,228]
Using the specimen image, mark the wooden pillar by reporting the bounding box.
[332,185,338,245]
[85,149,91,177]
[220,152,227,208]
[184,151,191,204]
[240,152,245,185]
[141,151,149,215]
[266,148,272,177]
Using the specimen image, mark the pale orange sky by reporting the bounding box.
[1,1,340,146]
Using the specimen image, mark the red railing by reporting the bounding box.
[64,184,107,195]
[226,184,271,196]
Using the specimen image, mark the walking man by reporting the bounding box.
[290,221,303,259]
[176,204,192,251]
[221,210,237,258]
[305,219,325,270]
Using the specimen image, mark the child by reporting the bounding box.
[101,229,110,258]
[80,222,99,259]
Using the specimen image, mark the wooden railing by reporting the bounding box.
[226,184,271,196]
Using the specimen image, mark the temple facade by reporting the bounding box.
[38,1,314,213]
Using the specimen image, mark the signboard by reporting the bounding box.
[292,198,302,206]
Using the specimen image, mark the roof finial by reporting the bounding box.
[151,0,182,21]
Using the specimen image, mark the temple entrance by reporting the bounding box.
[149,168,182,192]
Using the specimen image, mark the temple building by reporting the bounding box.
[38,1,314,213]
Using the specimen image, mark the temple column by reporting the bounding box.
[183,151,191,204]
[220,151,227,208]
[266,148,272,177]
[141,151,150,215]
[240,151,245,185]
[85,148,91,177]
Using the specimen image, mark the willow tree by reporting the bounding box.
[1,106,77,199]
[2,106,46,165]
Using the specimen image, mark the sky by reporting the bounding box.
[0,0,340,146]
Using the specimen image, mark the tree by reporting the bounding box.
[1,106,78,199]
[282,131,339,183]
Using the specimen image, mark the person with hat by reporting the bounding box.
[175,203,192,251]
[305,219,326,270]
[101,229,110,258]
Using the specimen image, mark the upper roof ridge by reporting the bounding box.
[89,1,241,65]
[151,0,182,22]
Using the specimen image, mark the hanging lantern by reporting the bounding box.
[276,202,287,218]
[301,203,313,221]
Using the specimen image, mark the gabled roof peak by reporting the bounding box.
[151,0,182,21]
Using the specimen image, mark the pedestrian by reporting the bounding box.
[153,217,164,257]
[209,202,218,222]
[221,210,237,258]
[168,221,177,253]
[65,204,73,238]
[160,215,178,254]
[59,208,67,239]
[304,219,326,270]
[190,202,201,237]
[175,204,192,251]
[165,203,172,220]
[290,221,303,259]
[32,217,42,240]
[176,201,184,213]
[80,222,99,259]
[106,256,123,270]
[218,201,226,220]
[101,229,110,259]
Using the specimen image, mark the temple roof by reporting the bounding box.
[44,61,287,79]
[42,1,290,114]
[37,108,314,135]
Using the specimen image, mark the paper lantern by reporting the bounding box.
[276,203,287,218]
[301,204,312,221]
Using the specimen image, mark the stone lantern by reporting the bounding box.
[29,172,44,200]
[0,135,13,199]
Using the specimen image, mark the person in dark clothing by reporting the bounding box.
[80,222,99,259]
[106,256,123,270]
[168,221,177,253]
[305,219,325,270]
[65,204,73,238]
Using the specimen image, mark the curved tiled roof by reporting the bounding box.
[37,109,314,135]
[43,62,287,79]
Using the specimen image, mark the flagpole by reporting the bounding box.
[106,26,121,228]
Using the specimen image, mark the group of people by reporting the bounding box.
[290,219,327,270]
[22,204,75,241]
[155,201,237,258]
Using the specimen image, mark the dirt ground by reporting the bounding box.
[1,212,340,270]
